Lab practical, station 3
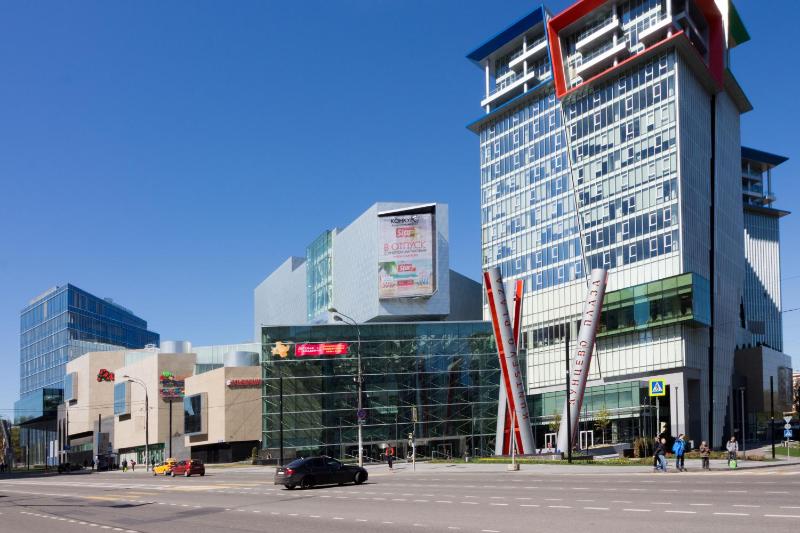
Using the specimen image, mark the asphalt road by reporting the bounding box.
[0,461,799,533]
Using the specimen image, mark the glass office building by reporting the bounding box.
[468,1,764,446]
[261,322,499,459]
[16,284,159,465]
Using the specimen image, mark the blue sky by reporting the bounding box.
[0,0,797,417]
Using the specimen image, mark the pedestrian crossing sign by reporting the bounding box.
[648,378,666,397]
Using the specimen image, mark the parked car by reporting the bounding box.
[153,458,177,476]
[274,456,368,489]
[170,459,205,477]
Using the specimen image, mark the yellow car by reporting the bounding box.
[153,458,177,476]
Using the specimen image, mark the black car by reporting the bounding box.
[274,456,368,489]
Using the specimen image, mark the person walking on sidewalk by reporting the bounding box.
[121,459,128,473]
[653,437,660,471]
[386,446,394,470]
[672,434,686,472]
[654,438,667,472]
[130,460,136,472]
[726,436,739,467]
[699,441,710,470]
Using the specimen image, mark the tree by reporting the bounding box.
[548,411,561,434]
[594,406,611,444]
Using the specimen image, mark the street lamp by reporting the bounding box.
[122,375,150,471]
[328,307,363,467]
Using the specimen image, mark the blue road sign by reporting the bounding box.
[357,409,366,421]
[648,378,666,397]
[785,429,793,439]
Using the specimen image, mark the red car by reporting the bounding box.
[169,459,205,477]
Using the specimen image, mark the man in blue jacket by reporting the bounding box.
[672,434,687,472]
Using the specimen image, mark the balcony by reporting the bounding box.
[481,69,539,108]
[575,17,620,53]
[509,36,549,69]
[575,41,629,80]
[638,17,672,45]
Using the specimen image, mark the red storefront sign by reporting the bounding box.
[226,378,262,388]
[295,342,349,357]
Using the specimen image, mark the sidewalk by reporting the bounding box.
[371,457,800,475]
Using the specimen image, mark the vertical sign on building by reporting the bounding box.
[557,269,608,454]
[484,267,534,455]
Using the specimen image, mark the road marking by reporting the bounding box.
[481,530,500,532]
[665,511,696,514]
[548,505,571,509]
[765,515,800,519]
[650,502,672,505]
[623,509,651,512]
[436,500,452,503]
[690,503,712,507]
[460,502,478,505]
[490,503,508,506]
[732,505,760,508]
[780,506,800,509]
[584,507,609,511]
[544,498,562,501]
[714,513,749,516]
[612,500,633,504]
[333,517,343,520]
[520,504,539,508]
[767,491,789,494]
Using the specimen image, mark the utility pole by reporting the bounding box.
[123,376,149,470]
[565,322,572,464]
[770,376,775,459]
[279,372,284,466]
[168,399,173,459]
[740,387,746,459]
[329,308,363,467]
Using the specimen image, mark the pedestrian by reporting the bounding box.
[653,437,660,471]
[122,459,128,473]
[654,437,667,472]
[130,460,136,472]
[726,436,738,467]
[699,441,710,470]
[672,434,686,472]
[387,446,394,470]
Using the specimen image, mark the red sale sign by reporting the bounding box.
[295,343,350,357]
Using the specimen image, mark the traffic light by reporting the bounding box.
[660,422,667,434]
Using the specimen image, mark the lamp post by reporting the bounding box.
[329,307,363,467]
[123,375,149,471]
[739,386,746,459]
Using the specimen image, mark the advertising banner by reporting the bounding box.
[378,212,436,299]
[159,371,185,400]
[295,342,350,357]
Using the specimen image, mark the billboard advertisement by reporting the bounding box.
[378,210,436,299]
[295,342,349,357]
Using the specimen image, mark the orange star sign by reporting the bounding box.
[271,341,290,359]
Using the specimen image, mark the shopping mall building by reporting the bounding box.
[468,0,793,448]
[255,202,496,460]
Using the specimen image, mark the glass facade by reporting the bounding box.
[183,394,204,435]
[306,231,333,322]
[530,381,659,446]
[18,284,159,415]
[261,322,499,459]
[113,382,130,416]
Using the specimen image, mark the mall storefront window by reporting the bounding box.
[261,322,499,460]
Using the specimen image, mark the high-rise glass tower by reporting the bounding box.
[16,284,159,464]
[468,1,772,446]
